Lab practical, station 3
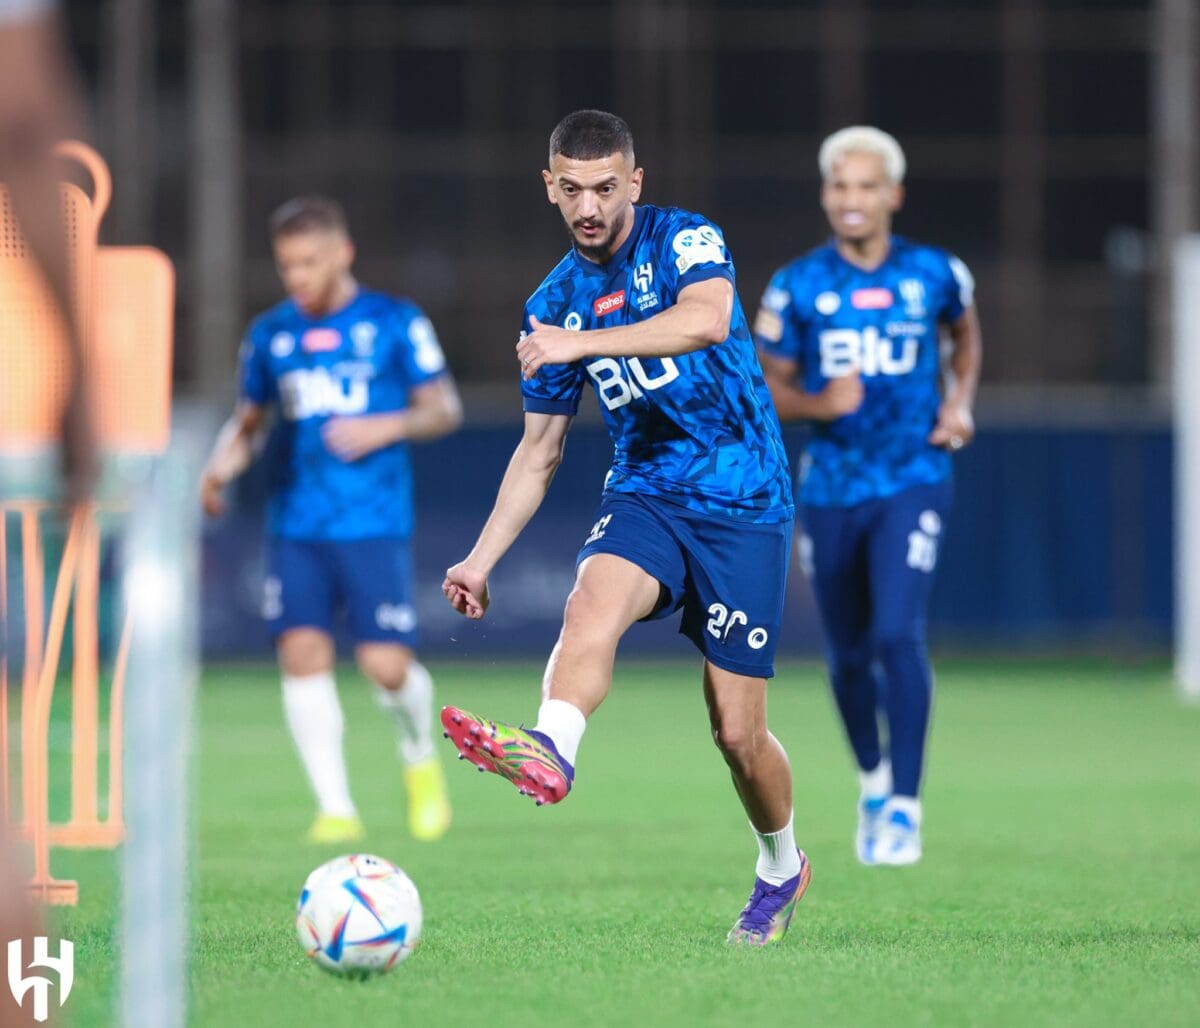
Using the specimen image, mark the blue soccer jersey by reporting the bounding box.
[754,236,974,508]
[238,288,447,540]
[521,203,793,524]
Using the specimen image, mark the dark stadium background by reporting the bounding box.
[57,0,1192,658]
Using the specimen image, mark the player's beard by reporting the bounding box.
[570,208,626,263]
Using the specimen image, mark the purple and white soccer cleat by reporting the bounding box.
[727,849,812,946]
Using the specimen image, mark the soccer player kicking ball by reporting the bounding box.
[754,127,983,866]
[200,197,463,844]
[441,110,810,945]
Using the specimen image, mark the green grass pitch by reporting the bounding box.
[45,660,1200,1026]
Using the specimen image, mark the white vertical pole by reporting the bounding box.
[1174,236,1200,700]
[1152,0,1199,386]
[120,454,199,1027]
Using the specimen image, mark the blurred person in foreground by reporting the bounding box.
[0,0,96,504]
[1,6,95,1024]
[200,197,462,844]
[441,110,810,946]
[754,126,982,866]
[0,840,39,1027]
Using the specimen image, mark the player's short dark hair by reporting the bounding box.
[268,195,349,240]
[549,110,635,164]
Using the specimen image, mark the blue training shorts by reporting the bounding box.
[263,536,418,646]
[576,493,792,678]
[798,479,952,653]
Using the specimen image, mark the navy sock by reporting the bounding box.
[829,658,883,773]
[877,636,932,797]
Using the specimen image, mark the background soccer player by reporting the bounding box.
[440,110,810,945]
[199,196,463,844]
[754,126,982,866]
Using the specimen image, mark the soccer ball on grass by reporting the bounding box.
[295,853,422,976]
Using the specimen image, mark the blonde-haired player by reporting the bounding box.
[755,126,982,865]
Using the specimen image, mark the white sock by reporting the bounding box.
[282,672,356,817]
[859,758,892,801]
[533,698,586,766]
[752,813,802,885]
[373,662,435,765]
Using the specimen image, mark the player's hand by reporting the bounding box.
[442,562,490,620]
[199,470,227,518]
[517,316,585,379]
[929,400,974,452]
[817,374,864,420]
[322,414,401,462]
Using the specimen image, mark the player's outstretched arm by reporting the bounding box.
[443,411,572,620]
[758,350,864,423]
[516,278,733,378]
[322,376,463,462]
[199,401,266,517]
[928,304,982,451]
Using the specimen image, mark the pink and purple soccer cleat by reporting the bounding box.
[726,849,812,946]
[440,706,574,806]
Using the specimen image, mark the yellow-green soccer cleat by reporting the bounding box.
[404,756,452,841]
[305,813,366,844]
[441,706,573,806]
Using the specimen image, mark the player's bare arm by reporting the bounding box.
[443,411,572,620]
[0,13,97,503]
[517,278,734,378]
[323,376,463,462]
[758,349,864,422]
[199,401,267,517]
[928,304,982,451]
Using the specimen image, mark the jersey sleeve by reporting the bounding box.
[939,253,975,322]
[753,266,807,364]
[392,303,448,389]
[663,213,736,296]
[519,304,585,416]
[237,323,273,406]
